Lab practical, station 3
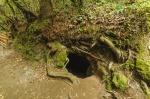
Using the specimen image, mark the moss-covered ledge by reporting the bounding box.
[136,59,150,84]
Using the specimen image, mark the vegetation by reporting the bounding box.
[136,59,150,83]
[0,0,150,98]
[112,73,127,91]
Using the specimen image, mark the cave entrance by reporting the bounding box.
[66,53,91,78]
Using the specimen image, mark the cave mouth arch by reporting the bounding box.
[66,53,91,78]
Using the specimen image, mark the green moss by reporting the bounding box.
[30,19,51,32]
[47,41,62,52]
[55,50,68,68]
[98,66,108,79]
[136,59,150,81]
[112,73,127,91]
[106,79,112,90]
[121,60,135,70]
[97,61,109,80]
[140,80,150,99]
[110,68,115,73]
[47,42,68,68]
[13,23,47,61]
[136,43,146,53]
[13,34,37,61]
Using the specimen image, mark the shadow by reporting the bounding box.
[66,53,90,78]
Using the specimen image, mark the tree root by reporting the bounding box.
[98,36,130,63]
[106,90,119,99]
[68,90,73,99]
[46,48,79,85]
[72,46,106,62]
[46,64,79,85]
[46,45,78,93]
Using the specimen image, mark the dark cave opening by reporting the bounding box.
[66,53,91,78]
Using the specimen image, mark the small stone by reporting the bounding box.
[147,45,150,51]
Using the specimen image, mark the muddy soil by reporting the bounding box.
[0,46,146,99]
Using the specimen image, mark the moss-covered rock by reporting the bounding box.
[136,59,150,83]
[106,79,112,90]
[97,65,108,79]
[55,49,68,68]
[47,42,68,68]
[140,80,150,99]
[112,73,127,91]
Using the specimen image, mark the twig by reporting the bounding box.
[125,49,131,63]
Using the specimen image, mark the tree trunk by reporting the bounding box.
[12,0,37,23]
[38,0,54,20]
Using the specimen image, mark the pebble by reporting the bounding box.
[147,45,150,51]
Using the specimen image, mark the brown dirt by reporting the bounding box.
[0,47,103,99]
[0,46,146,99]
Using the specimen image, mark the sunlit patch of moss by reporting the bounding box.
[136,43,146,54]
[121,60,135,70]
[110,67,115,73]
[112,73,127,91]
[136,59,150,82]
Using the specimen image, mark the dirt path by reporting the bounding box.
[0,47,103,99]
[0,46,147,99]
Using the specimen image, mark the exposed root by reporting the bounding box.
[46,49,79,85]
[108,61,113,70]
[46,66,80,85]
[106,90,119,99]
[68,90,73,99]
[98,36,130,63]
[72,46,106,62]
